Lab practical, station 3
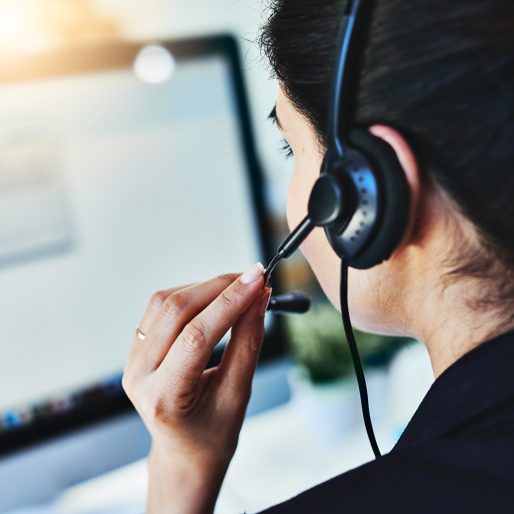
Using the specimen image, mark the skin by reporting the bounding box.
[124,270,272,513]
[123,86,513,513]
[274,87,509,378]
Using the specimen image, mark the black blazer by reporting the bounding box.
[259,329,514,513]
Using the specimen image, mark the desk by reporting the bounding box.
[55,404,392,514]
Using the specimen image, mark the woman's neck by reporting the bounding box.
[409,269,511,378]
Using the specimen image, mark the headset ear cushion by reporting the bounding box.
[347,127,411,269]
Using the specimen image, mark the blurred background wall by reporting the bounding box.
[0,0,319,292]
[0,0,291,213]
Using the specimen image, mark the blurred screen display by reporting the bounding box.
[0,49,263,425]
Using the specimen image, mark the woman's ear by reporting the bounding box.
[369,124,422,248]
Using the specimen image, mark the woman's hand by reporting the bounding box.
[122,263,271,514]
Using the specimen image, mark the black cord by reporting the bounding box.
[340,259,382,458]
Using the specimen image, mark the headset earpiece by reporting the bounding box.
[324,127,411,270]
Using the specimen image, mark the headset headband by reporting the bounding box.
[327,0,364,159]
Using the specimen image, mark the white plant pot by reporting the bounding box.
[287,365,360,445]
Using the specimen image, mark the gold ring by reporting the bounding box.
[135,327,146,341]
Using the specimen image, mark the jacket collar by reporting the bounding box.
[394,329,514,450]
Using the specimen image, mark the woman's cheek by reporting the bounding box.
[305,229,342,308]
[285,161,339,308]
[285,161,387,329]
[284,165,339,308]
[284,156,399,335]
[286,164,308,232]
[285,154,389,328]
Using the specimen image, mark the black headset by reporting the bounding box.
[264,0,411,458]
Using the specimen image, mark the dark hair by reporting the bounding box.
[260,0,514,321]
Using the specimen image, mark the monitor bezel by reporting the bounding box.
[0,34,288,457]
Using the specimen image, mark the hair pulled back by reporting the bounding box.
[260,0,514,319]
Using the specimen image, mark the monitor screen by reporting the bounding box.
[0,38,283,452]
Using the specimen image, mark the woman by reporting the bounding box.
[122,1,514,512]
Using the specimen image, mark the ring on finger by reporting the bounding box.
[135,326,147,341]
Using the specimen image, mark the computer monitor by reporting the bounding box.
[0,35,288,511]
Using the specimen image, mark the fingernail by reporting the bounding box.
[260,288,272,316]
[240,262,264,285]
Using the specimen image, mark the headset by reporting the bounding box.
[264,0,411,458]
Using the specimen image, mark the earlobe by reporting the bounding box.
[368,124,421,249]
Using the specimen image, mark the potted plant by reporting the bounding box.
[284,301,411,442]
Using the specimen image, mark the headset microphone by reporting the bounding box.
[264,174,355,282]
[264,0,411,459]
[266,292,311,315]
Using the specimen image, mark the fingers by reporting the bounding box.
[138,284,196,335]
[218,287,272,404]
[126,283,195,375]
[157,263,266,405]
[128,273,241,376]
